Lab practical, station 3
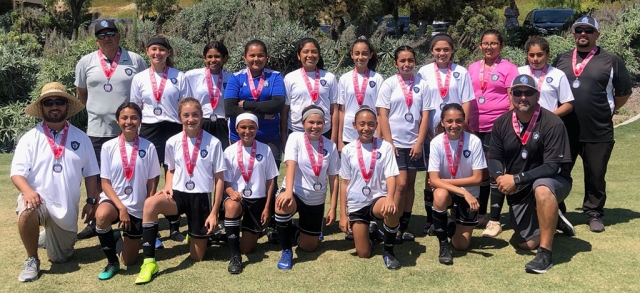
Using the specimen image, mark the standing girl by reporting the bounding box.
[428,103,486,265]
[339,106,402,269]
[376,46,436,243]
[275,105,340,270]
[95,102,161,280]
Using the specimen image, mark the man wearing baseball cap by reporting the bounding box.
[488,74,575,273]
[553,16,632,232]
[11,82,100,282]
[74,19,147,240]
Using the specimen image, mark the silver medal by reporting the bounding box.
[124,185,133,195]
[521,149,528,160]
[313,182,322,191]
[52,163,63,173]
[478,96,485,104]
[362,186,371,196]
[572,79,580,89]
[404,113,413,122]
[153,107,163,116]
[185,180,195,190]
[103,83,113,92]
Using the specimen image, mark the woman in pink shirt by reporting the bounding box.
[466,29,519,235]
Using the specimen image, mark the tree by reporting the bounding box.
[43,0,92,40]
[134,0,178,31]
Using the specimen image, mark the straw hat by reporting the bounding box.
[25,82,85,120]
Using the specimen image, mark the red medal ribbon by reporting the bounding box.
[396,74,414,109]
[512,105,541,145]
[237,140,257,183]
[42,122,69,159]
[356,138,377,183]
[97,48,121,81]
[352,68,370,106]
[205,69,223,109]
[479,58,501,92]
[442,132,465,177]
[182,130,203,177]
[149,67,169,103]
[119,134,139,181]
[301,67,320,102]
[247,68,265,100]
[572,46,598,77]
[528,65,549,92]
[303,133,324,178]
[435,62,452,98]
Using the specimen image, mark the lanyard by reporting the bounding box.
[352,68,370,106]
[572,46,598,77]
[119,134,139,181]
[247,69,265,100]
[528,65,548,91]
[356,138,377,183]
[442,132,465,177]
[303,133,324,179]
[182,130,203,177]
[149,67,169,103]
[97,49,121,81]
[237,140,257,183]
[42,122,69,159]
[301,68,320,102]
[511,106,541,145]
[205,69,223,109]
[435,62,452,98]
[396,74,414,109]
[479,58,501,92]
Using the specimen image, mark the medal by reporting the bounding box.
[362,186,371,196]
[512,106,541,158]
[182,130,203,191]
[478,96,485,104]
[521,149,528,160]
[313,182,322,191]
[528,65,548,92]
[124,186,133,195]
[479,58,501,101]
[304,133,324,191]
[237,140,257,196]
[352,68,370,106]
[119,134,139,194]
[185,180,195,190]
[103,83,113,92]
[42,122,69,173]
[405,113,413,122]
[572,79,580,89]
[443,131,465,178]
[301,67,320,102]
[210,114,218,121]
[396,74,414,122]
[247,68,265,100]
[205,68,223,110]
[434,62,452,99]
[53,163,63,173]
[243,187,252,197]
[149,66,169,103]
[153,107,162,116]
[571,46,598,84]
[97,49,121,92]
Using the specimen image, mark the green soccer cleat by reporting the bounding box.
[97,262,120,280]
[135,258,159,284]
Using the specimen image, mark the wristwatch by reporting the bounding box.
[86,198,98,205]
[513,174,521,185]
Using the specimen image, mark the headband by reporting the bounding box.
[146,37,170,49]
[236,113,259,128]
[302,108,325,121]
[355,105,377,119]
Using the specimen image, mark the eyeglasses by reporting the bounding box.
[574,27,596,34]
[96,31,117,40]
[41,98,68,107]
[512,89,537,97]
[480,42,500,48]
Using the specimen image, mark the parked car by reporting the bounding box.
[430,21,450,38]
[377,16,410,36]
[522,8,576,35]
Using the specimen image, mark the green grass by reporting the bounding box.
[1,119,640,291]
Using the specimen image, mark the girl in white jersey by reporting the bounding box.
[222,113,279,274]
[428,103,486,265]
[339,106,402,270]
[135,98,225,284]
[275,105,340,270]
[376,45,435,243]
[95,102,160,280]
[417,33,475,235]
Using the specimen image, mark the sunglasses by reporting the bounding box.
[512,89,537,97]
[574,27,596,34]
[41,98,68,107]
[96,31,117,40]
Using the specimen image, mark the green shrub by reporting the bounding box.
[0,32,40,102]
[597,6,640,75]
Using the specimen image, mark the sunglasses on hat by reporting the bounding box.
[96,31,117,40]
[575,27,596,34]
[41,98,68,107]
[512,89,537,97]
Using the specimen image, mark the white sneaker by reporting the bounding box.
[482,220,502,238]
[18,257,40,282]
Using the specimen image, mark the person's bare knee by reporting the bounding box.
[518,237,540,250]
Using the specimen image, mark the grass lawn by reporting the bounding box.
[1,120,639,291]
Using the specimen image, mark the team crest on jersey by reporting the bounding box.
[376,151,382,159]
[263,80,269,88]
[520,76,529,83]
[413,86,420,93]
[138,150,146,158]
[491,74,499,81]
[369,81,376,88]
[200,149,208,158]
[463,150,471,158]
[453,72,460,79]
[533,132,540,141]
[320,79,327,86]
[323,149,328,156]
[71,141,80,150]
[125,68,133,76]
[170,78,178,85]
[546,77,553,83]
[256,154,264,161]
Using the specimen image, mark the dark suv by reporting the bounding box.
[522,8,576,35]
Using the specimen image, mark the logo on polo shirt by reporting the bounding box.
[320,79,327,86]
[263,80,269,88]
[200,149,208,158]
[139,150,146,158]
[546,77,553,83]
[170,78,178,85]
[71,141,80,150]
[453,72,460,79]
[323,149,328,156]
[369,81,376,88]
[413,86,420,93]
[533,132,540,141]
[463,150,471,158]
[491,74,499,81]
[376,152,382,159]
[125,68,134,76]
[256,154,264,161]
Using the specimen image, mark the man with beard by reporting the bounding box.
[488,75,575,273]
[74,19,147,239]
[553,16,632,232]
[11,82,100,282]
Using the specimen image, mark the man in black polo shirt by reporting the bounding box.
[553,16,632,232]
[489,74,575,274]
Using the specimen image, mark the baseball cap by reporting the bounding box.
[95,19,118,35]
[571,16,599,32]
[511,74,537,91]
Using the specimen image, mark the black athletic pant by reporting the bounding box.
[568,140,615,218]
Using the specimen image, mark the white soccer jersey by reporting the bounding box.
[418,62,475,136]
[518,65,575,112]
[339,139,399,213]
[185,68,230,120]
[99,136,161,218]
[337,69,385,142]
[223,140,279,199]
[284,68,338,133]
[282,132,340,206]
[130,67,192,124]
[165,131,226,193]
[375,74,437,148]
[428,131,486,197]
[10,123,100,232]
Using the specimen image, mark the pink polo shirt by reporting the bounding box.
[467,58,519,133]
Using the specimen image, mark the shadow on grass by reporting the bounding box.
[43,245,106,275]
[394,241,426,267]
[457,236,510,258]
[292,239,352,266]
[565,207,640,228]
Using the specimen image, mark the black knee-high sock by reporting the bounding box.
[224,216,241,257]
[275,213,293,250]
[166,215,180,234]
[97,226,118,264]
[269,177,279,228]
[447,216,457,239]
[399,212,412,232]
[141,222,159,259]
[383,223,399,254]
[424,189,433,224]
[489,183,505,221]
[432,208,449,243]
[479,181,490,215]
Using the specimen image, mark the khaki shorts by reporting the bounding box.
[16,195,76,263]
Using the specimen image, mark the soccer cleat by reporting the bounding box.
[318,233,324,242]
[525,248,553,274]
[277,249,293,270]
[135,259,159,284]
[345,230,354,241]
[382,252,401,270]
[401,231,415,241]
[97,262,120,280]
[482,221,503,238]
[227,255,243,274]
[266,228,280,244]
[556,209,575,236]
[170,231,186,243]
[77,222,97,240]
[438,242,453,265]
[155,237,164,249]
[394,231,403,244]
[588,216,605,233]
[422,220,432,235]
[18,257,40,282]
[369,222,384,242]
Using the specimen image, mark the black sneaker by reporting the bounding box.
[77,223,97,240]
[438,242,453,265]
[227,255,243,274]
[422,221,432,235]
[556,209,575,236]
[401,231,415,242]
[382,252,401,270]
[525,248,553,274]
[170,231,186,243]
[588,216,605,233]
[266,228,280,244]
[394,231,403,244]
[558,201,567,215]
